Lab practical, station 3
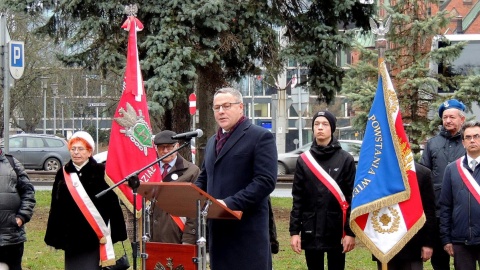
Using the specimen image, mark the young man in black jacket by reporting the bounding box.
[290,111,356,270]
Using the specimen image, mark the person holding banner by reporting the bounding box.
[195,87,277,270]
[289,111,356,270]
[439,121,480,270]
[421,98,466,270]
[373,162,437,270]
[45,131,127,270]
[150,130,200,244]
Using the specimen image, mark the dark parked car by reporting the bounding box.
[2,134,70,171]
[277,140,362,175]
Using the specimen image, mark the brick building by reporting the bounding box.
[434,0,480,34]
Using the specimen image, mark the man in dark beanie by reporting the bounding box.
[311,111,337,135]
[290,110,356,270]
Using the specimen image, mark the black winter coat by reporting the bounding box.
[289,137,356,251]
[420,127,464,216]
[0,154,35,246]
[196,119,277,270]
[44,157,127,252]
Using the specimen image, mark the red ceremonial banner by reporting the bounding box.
[105,15,161,217]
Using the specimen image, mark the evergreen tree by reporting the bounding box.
[341,1,479,154]
[272,0,375,102]
[5,1,375,162]
[4,0,283,163]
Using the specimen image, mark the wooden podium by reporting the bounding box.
[138,182,242,270]
[144,242,197,270]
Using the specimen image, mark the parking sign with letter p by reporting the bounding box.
[9,41,24,79]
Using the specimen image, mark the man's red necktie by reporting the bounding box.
[161,163,170,180]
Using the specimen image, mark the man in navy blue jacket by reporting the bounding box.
[440,121,480,270]
[195,87,277,270]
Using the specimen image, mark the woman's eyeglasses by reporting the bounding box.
[70,147,87,152]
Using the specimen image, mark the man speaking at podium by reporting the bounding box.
[196,87,277,270]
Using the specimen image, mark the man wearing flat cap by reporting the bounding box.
[420,99,466,270]
[289,110,356,270]
[149,130,200,244]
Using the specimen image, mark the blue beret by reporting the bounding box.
[438,99,465,118]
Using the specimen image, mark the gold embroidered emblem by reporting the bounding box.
[114,102,154,155]
[399,139,413,172]
[379,213,391,226]
[371,206,400,233]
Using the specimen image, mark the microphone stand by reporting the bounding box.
[96,140,191,270]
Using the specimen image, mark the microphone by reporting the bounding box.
[171,129,204,140]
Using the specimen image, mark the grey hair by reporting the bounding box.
[214,87,243,103]
[461,121,480,139]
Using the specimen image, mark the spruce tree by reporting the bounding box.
[272,0,374,102]
[4,1,283,163]
[5,0,375,163]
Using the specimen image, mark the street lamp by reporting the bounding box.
[51,83,58,135]
[274,74,289,154]
[41,77,48,134]
[70,100,76,133]
[79,104,84,130]
[60,96,65,137]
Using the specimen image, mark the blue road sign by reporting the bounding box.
[9,41,24,79]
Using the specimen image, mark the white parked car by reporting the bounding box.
[93,151,108,164]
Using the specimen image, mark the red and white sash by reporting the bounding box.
[456,157,480,204]
[63,168,116,267]
[300,151,349,237]
[172,216,186,231]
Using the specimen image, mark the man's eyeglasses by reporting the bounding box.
[212,102,241,112]
[70,147,87,152]
[464,134,480,141]
[157,144,176,151]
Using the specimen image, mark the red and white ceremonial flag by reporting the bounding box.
[349,60,425,263]
[105,15,160,217]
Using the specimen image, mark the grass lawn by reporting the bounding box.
[20,192,449,269]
